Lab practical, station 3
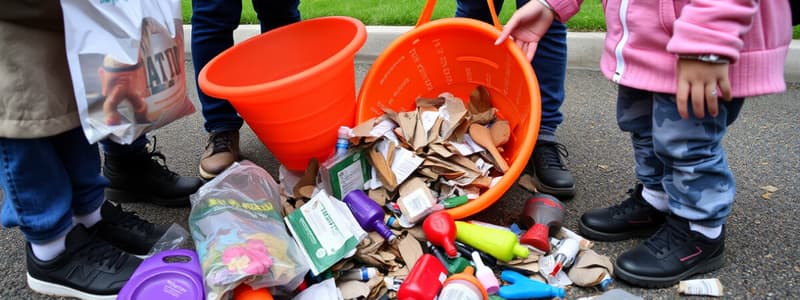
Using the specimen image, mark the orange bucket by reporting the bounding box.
[356,0,541,219]
[198,17,367,171]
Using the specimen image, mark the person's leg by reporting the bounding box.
[613,94,744,288]
[579,85,667,241]
[192,0,244,179]
[455,0,505,22]
[191,0,244,134]
[1,128,141,298]
[101,136,203,207]
[0,134,76,254]
[524,18,575,198]
[251,0,301,33]
[78,135,172,256]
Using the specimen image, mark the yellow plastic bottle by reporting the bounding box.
[455,221,529,262]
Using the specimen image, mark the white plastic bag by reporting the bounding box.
[61,0,195,144]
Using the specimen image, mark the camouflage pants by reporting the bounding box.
[616,85,745,227]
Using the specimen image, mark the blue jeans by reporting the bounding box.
[456,0,567,143]
[0,128,108,243]
[191,0,300,133]
[616,85,744,227]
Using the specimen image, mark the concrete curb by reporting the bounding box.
[184,25,800,83]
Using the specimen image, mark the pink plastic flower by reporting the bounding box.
[222,239,273,275]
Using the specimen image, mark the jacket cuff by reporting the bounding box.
[549,0,581,22]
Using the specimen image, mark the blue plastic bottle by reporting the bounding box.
[335,126,350,157]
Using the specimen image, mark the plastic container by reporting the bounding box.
[397,254,448,300]
[233,285,274,300]
[198,17,367,171]
[356,0,541,219]
[439,266,489,300]
[455,221,529,262]
[118,249,204,300]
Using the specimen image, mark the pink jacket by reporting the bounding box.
[550,0,792,97]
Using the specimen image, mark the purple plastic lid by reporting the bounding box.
[118,249,204,300]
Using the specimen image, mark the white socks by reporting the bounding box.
[690,222,722,239]
[641,186,669,212]
[641,187,722,239]
[31,234,67,261]
[73,206,103,228]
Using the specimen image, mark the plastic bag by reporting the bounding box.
[146,223,192,256]
[189,161,309,300]
[61,0,195,144]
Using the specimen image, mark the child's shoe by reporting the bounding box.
[92,201,169,257]
[579,184,666,241]
[614,215,725,288]
[26,225,142,299]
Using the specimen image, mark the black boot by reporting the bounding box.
[614,215,725,288]
[103,138,203,207]
[579,184,666,241]
[528,141,575,199]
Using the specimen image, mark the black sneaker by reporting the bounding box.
[579,184,666,241]
[528,141,575,199]
[614,215,725,288]
[103,137,203,207]
[26,225,142,299]
[92,201,169,256]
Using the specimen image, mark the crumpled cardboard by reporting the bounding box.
[350,115,395,145]
[469,85,496,125]
[437,95,469,142]
[567,250,614,287]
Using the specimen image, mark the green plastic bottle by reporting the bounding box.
[455,221,529,262]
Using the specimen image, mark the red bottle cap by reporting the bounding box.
[519,223,550,252]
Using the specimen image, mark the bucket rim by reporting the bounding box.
[355,17,541,220]
[198,16,367,99]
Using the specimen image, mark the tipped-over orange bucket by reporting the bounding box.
[356,0,541,219]
[199,17,367,171]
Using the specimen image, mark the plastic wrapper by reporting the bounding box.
[189,161,309,300]
[61,0,195,144]
[146,223,192,256]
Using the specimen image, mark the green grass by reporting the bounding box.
[181,0,603,30]
[181,0,797,38]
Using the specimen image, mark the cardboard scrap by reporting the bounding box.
[367,144,398,192]
[395,234,424,270]
[567,250,614,287]
[437,96,469,142]
[468,85,496,125]
[678,278,724,297]
[518,174,538,192]
[338,280,370,300]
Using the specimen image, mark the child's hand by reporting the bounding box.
[494,0,556,60]
[676,59,732,119]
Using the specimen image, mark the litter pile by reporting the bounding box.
[116,86,722,300]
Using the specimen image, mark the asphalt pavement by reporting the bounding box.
[0,60,798,299]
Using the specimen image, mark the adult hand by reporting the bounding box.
[494,0,556,60]
[675,58,732,119]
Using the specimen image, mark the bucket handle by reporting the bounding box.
[415,0,502,30]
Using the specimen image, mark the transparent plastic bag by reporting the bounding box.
[189,161,309,300]
[146,223,192,256]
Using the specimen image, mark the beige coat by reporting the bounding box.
[0,5,80,139]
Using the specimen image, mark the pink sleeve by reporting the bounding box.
[549,0,583,22]
[666,0,758,63]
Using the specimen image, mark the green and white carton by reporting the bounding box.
[285,190,365,275]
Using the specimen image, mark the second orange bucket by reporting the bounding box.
[356,0,541,219]
[198,17,367,171]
